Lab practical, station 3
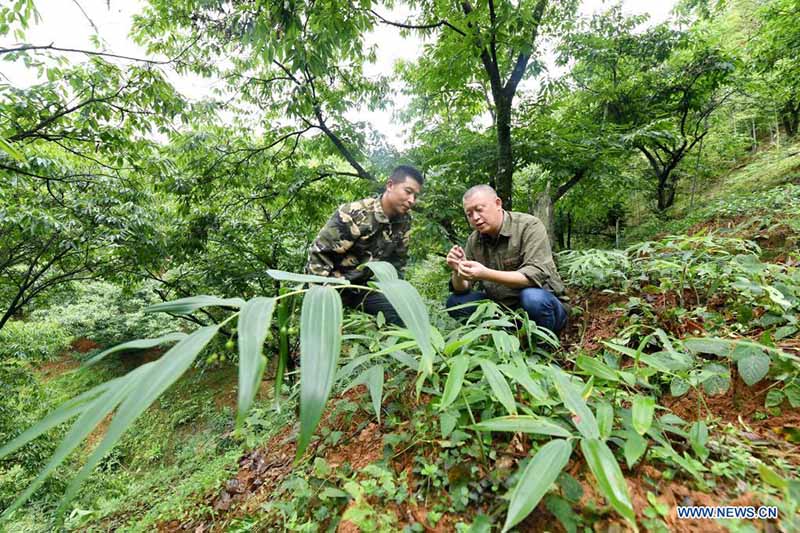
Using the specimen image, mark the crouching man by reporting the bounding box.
[445,185,568,334]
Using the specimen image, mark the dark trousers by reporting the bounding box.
[341,289,403,326]
[446,288,567,334]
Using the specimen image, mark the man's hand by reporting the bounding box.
[446,245,465,271]
[457,260,487,281]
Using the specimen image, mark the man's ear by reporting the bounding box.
[385,179,395,191]
[495,196,503,209]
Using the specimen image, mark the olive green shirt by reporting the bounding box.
[464,211,565,307]
[306,196,410,284]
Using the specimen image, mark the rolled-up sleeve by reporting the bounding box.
[517,220,556,288]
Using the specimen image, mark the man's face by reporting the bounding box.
[384,177,422,217]
[463,191,503,235]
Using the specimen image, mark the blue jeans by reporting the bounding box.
[446,288,567,333]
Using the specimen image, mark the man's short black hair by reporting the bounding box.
[390,165,424,186]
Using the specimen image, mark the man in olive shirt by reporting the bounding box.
[445,185,567,333]
[307,165,424,325]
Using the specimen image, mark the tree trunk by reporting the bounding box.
[567,213,572,250]
[782,102,799,137]
[533,180,555,248]
[656,171,677,211]
[495,95,514,209]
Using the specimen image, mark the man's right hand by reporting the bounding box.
[446,245,465,271]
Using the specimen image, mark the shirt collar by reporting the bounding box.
[376,193,412,224]
[498,211,513,237]
[480,210,512,241]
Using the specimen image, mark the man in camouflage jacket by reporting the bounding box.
[306,165,424,325]
[445,185,568,334]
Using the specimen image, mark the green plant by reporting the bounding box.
[0,320,72,362]
[0,261,436,525]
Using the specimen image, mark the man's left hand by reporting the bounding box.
[457,260,487,281]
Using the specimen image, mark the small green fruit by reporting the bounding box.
[288,326,298,336]
[225,339,235,351]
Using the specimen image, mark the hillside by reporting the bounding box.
[2,140,799,532]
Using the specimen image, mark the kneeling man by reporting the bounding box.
[446,185,567,334]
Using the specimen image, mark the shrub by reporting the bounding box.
[0,320,72,362]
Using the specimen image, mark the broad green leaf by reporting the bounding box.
[581,438,636,526]
[375,279,434,375]
[467,514,492,533]
[502,439,572,532]
[478,359,517,416]
[362,261,398,281]
[471,415,571,437]
[623,431,648,469]
[784,384,800,408]
[84,332,187,366]
[683,337,731,356]
[146,295,245,314]
[639,351,694,372]
[297,286,343,459]
[237,297,276,425]
[440,355,470,411]
[596,401,614,440]
[266,269,349,285]
[765,389,784,408]
[737,352,770,386]
[577,355,619,381]
[55,325,220,522]
[701,363,730,395]
[632,395,655,435]
[670,377,690,397]
[551,368,599,439]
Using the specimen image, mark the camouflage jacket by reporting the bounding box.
[306,196,411,283]
[464,211,565,307]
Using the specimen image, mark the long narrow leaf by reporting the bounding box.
[336,340,417,382]
[502,439,572,532]
[581,438,637,527]
[440,355,470,411]
[499,361,549,402]
[297,286,343,459]
[375,279,434,375]
[55,325,220,522]
[577,355,620,381]
[266,269,349,285]
[146,295,245,314]
[0,379,118,458]
[472,415,571,437]
[349,365,384,423]
[551,368,600,439]
[237,297,277,425]
[2,366,147,519]
[84,332,187,366]
[479,359,517,416]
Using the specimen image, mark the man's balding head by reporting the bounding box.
[462,184,504,236]
[462,184,497,203]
